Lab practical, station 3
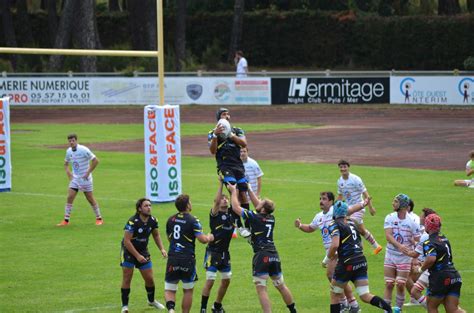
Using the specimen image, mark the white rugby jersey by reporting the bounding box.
[384,212,421,256]
[467,160,473,182]
[243,157,264,193]
[65,144,96,179]
[337,173,366,208]
[415,232,429,262]
[309,206,334,251]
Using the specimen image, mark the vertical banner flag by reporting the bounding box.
[0,97,11,192]
[144,105,181,202]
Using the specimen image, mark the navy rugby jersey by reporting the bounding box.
[242,209,277,253]
[208,208,235,252]
[422,232,456,273]
[123,214,158,255]
[328,219,365,264]
[207,127,245,167]
[166,213,203,257]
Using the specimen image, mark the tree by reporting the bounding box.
[16,0,35,45]
[174,0,186,71]
[108,0,121,12]
[1,0,18,69]
[227,0,245,62]
[48,0,101,72]
[127,0,156,50]
[46,0,58,47]
[438,0,461,14]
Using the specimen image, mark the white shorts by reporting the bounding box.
[384,252,412,272]
[69,177,93,192]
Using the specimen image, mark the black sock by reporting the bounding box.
[145,286,155,302]
[201,295,209,309]
[166,301,175,310]
[287,302,296,313]
[65,218,70,222]
[213,302,222,310]
[370,296,392,311]
[330,303,341,313]
[121,288,130,306]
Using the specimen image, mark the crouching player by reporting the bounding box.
[328,201,392,313]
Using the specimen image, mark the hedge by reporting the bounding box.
[2,10,473,70]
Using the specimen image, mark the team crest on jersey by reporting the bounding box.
[138,228,143,233]
[394,233,403,243]
[221,215,227,220]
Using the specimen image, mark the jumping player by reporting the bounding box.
[294,191,370,313]
[120,198,168,313]
[337,160,382,254]
[208,108,250,238]
[454,150,474,188]
[164,194,214,313]
[328,201,392,313]
[383,194,421,312]
[57,133,103,226]
[421,214,466,313]
[227,183,297,313]
[201,180,235,313]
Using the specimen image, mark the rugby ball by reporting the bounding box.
[217,118,232,138]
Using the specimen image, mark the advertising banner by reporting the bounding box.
[271,77,389,104]
[0,97,11,192]
[144,105,181,202]
[390,76,474,105]
[1,77,271,106]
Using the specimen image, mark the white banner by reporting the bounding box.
[0,97,12,191]
[390,76,474,105]
[144,105,181,202]
[0,77,271,106]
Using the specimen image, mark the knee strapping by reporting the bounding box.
[253,276,267,286]
[331,285,344,294]
[272,276,284,287]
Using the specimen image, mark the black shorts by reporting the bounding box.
[120,248,152,270]
[428,270,462,298]
[219,164,248,191]
[165,256,197,284]
[253,251,281,277]
[204,249,231,272]
[334,260,369,283]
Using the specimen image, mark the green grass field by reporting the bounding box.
[0,122,473,313]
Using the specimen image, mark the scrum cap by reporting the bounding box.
[395,193,410,209]
[216,108,229,121]
[424,213,441,233]
[333,200,349,219]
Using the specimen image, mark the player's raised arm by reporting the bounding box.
[347,197,370,216]
[247,184,260,208]
[229,132,247,148]
[227,183,243,216]
[294,217,317,233]
[212,178,224,215]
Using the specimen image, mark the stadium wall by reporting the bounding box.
[1,75,473,105]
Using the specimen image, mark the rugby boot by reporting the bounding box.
[148,300,166,310]
[56,220,69,226]
[373,245,383,255]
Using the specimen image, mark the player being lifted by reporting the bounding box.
[227,183,297,313]
[164,194,214,313]
[120,198,168,313]
[328,201,392,313]
[337,160,382,254]
[200,179,236,313]
[208,108,250,238]
[295,191,370,313]
[57,133,103,226]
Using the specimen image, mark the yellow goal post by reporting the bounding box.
[0,0,166,106]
